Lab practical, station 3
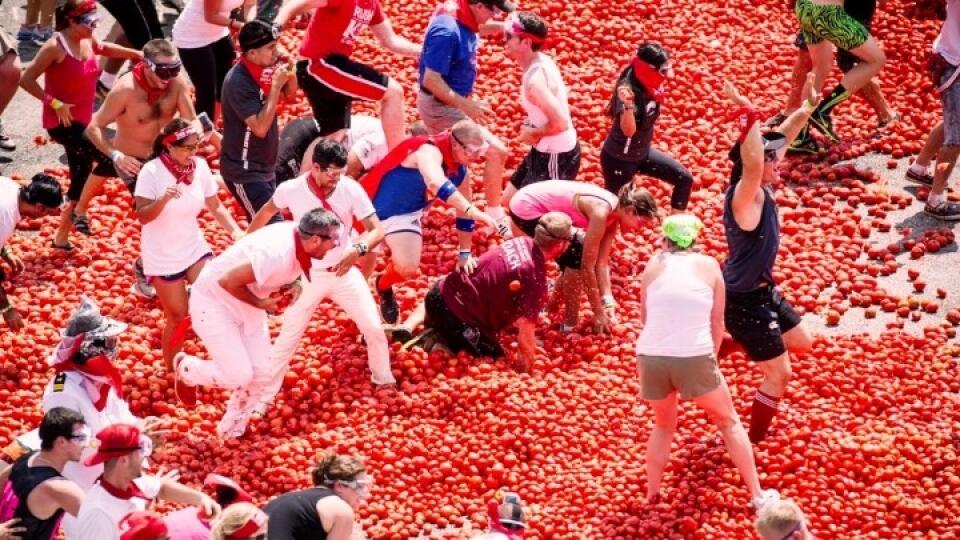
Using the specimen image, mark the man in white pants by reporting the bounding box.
[247,140,395,416]
[173,208,341,438]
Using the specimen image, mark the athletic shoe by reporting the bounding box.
[808,109,839,142]
[15,25,38,42]
[218,392,254,438]
[752,489,781,511]
[787,135,820,155]
[172,353,197,407]
[0,122,15,152]
[384,325,413,344]
[71,213,92,235]
[132,259,156,298]
[764,113,787,127]
[33,27,53,45]
[379,286,399,324]
[924,201,960,221]
[906,167,934,186]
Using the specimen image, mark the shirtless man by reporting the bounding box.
[82,38,198,297]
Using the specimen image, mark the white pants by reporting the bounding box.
[180,288,272,391]
[258,267,394,407]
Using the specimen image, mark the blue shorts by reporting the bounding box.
[942,64,960,147]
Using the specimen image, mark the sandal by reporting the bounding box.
[50,240,73,251]
[71,213,92,236]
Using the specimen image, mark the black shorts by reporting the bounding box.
[97,0,163,50]
[424,282,504,358]
[296,56,389,137]
[46,123,115,201]
[509,142,582,189]
[224,178,281,222]
[510,215,583,270]
[724,287,803,362]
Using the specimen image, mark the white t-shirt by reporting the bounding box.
[345,114,382,150]
[135,157,219,276]
[171,0,244,49]
[935,0,960,66]
[192,221,308,314]
[272,174,375,270]
[350,131,388,171]
[73,476,163,540]
[0,176,21,250]
[520,53,577,154]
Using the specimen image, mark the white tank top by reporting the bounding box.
[172,0,244,49]
[635,253,715,357]
[520,53,577,154]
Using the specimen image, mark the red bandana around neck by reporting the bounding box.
[97,476,148,501]
[292,229,313,281]
[434,0,479,33]
[630,57,666,104]
[239,56,274,97]
[132,62,166,105]
[159,152,196,185]
[52,334,123,411]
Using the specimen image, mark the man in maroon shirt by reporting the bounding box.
[386,212,572,371]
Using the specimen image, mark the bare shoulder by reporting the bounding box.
[316,494,354,518]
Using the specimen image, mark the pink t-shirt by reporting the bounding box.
[163,508,211,540]
[508,180,617,228]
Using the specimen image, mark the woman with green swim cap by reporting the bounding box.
[635,214,778,510]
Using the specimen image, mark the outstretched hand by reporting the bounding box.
[723,80,752,108]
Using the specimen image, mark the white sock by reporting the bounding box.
[99,72,117,89]
[486,205,505,221]
[928,192,945,208]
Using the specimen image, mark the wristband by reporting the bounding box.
[803,98,817,111]
[455,217,476,232]
[458,250,471,262]
[50,99,64,110]
[354,241,369,256]
[111,150,125,162]
[436,181,458,202]
[728,106,761,143]
[601,295,615,308]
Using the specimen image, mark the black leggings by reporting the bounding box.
[97,0,163,50]
[178,35,236,120]
[47,122,114,202]
[600,148,693,211]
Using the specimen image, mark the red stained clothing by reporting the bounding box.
[440,237,548,339]
[42,34,100,129]
[299,0,385,60]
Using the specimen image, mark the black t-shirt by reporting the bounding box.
[601,79,660,162]
[220,63,279,184]
[275,117,322,183]
[264,487,334,540]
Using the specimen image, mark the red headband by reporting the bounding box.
[506,15,547,47]
[67,0,97,18]
[225,511,266,540]
[162,126,197,146]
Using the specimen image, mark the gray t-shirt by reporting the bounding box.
[220,62,278,184]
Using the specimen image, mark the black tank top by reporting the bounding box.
[9,453,65,540]
[263,487,336,540]
[722,184,780,293]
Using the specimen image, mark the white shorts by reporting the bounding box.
[380,210,423,236]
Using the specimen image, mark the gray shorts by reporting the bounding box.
[638,353,723,401]
[942,64,960,146]
[416,90,467,135]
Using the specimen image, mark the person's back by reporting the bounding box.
[510,180,615,228]
[635,252,714,357]
[263,487,332,540]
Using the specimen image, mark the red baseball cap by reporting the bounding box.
[84,424,144,467]
[204,473,253,505]
[119,511,168,540]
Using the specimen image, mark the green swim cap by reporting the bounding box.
[662,214,703,249]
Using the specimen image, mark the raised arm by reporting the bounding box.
[275,0,328,26]
[774,72,820,156]
[370,19,421,58]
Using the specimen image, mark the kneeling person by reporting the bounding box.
[387,212,572,371]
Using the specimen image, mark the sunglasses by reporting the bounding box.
[175,143,199,152]
[70,426,92,445]
[451,131,489,157]
[322,166,344,177]
[76,13,99,28]
[146,58,182,80]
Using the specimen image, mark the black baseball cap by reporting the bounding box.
[239,19,280,52]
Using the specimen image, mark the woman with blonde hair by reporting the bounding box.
[211,503,268,540]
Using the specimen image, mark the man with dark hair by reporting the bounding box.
[247,140,394,411]
[417,0,513,233]
[722,77,816,443]
[74,424,219,539]
[83,38,199,298]
[0,407,87,540]
[174,208,342,438]
[499,11,579,207]
[1,173,64,331]
[386,212,573,372]
[275,0,421,152]
[220,20,297,223]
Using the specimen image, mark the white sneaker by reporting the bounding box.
[752,489,781,511]
[217,392,254,438]
[132,259,156,298]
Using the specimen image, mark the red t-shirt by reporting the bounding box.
[299,0,385,60]
[441,237,548,339]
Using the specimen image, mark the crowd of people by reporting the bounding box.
[0,0,956,537]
